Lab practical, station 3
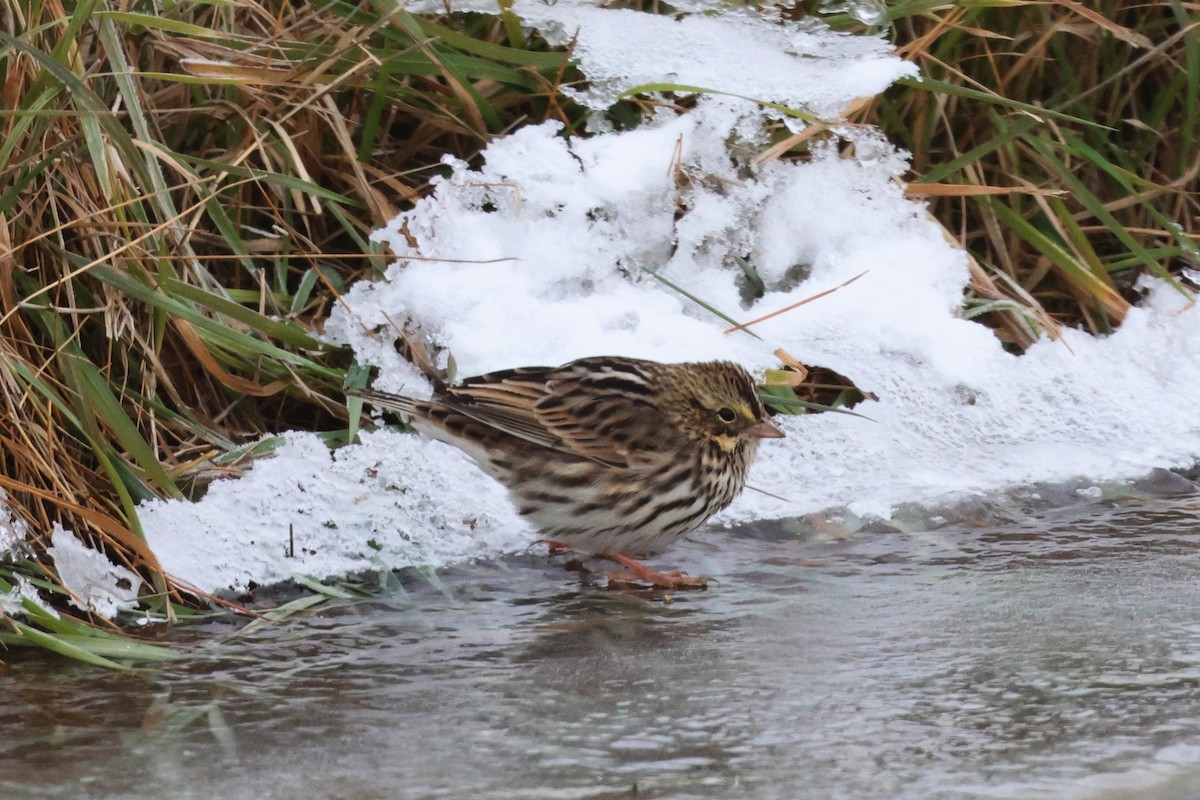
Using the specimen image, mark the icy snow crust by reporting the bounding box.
[1,491,28,557]
[132,5,1200,595]
[514,2,912,117]
[400,0,914,119]
[48,526,144,618]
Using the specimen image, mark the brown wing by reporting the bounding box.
[444,357,673,468]
[440,365,571,454]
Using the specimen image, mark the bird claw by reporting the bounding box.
[546,539,573,556]
[606,571,708,590]
[598,553,709,590]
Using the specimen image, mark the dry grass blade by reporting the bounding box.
[723,271,868,335]
[904,183,1066,198]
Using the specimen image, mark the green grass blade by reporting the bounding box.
[894,76,1111,130]
[1028,136,1175,282]
[642,268,763,340]
[3,621,131,670]
[89,266,343,378]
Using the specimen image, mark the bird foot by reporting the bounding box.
[598,553,708,591]
[545,539,573,556]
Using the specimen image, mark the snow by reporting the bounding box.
[397,0,913,120]
[0,573,59,620]
[47,526,144,618]
[30,1,1198,599]
[138,432,530,595]
[0,491,27,558]
[509,2,914,118]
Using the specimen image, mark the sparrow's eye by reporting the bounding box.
[716,407,736,423]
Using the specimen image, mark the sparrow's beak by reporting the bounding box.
[748,419,786,439]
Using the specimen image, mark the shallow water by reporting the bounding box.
[6,490,1200,800]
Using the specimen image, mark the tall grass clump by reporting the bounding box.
[0,0,576,663]
[853,0,1198,347]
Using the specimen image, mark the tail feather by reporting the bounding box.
[350,389,425,417]
[352,388,506,478]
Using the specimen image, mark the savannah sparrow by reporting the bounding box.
[354,356,784,589]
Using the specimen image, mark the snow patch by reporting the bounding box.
[48,526,144,618]
[397,0,912,119]
[0,574,58,620]
[0,490,27,558]
[512,2,914,117]
[140,432,531,594]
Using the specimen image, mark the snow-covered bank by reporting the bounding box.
[130,3,1200,597]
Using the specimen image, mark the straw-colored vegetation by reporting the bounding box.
[868,1,1198,347]
[0,0,1195,664]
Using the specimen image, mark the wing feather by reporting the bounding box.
[441,357,672,468]
[441,365,605,461]
[537,357,673,466]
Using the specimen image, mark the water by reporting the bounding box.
[6,490,1200,799]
